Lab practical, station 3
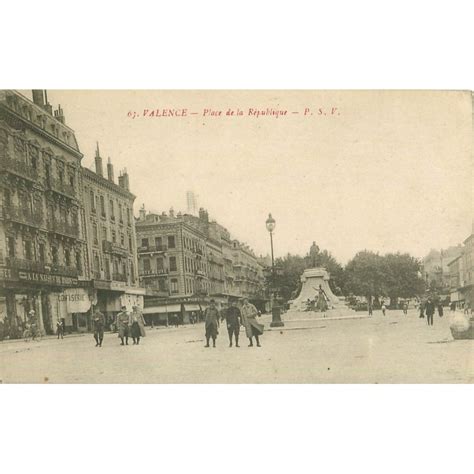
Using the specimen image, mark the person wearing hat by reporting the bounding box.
[116,305,130,345]
[223,298,242,348]
[425,297,435,326]
[92,306,105,347]
[204,299,220,348]
[241,298,264,347]
[129,305,146,345]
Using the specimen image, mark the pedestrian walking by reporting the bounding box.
[437,303,444,318]
[116,305,130,345]
[425,298,435,326]
[204,299,220,348]
[56,319,64,339]
[223,298,241,348]
[129,306,146,345]
[450,301,456,313]
[241,298,264,347]
[381,302,386,316]
[403,302,408,315]
[368,300,373,316]
[92,307,105,347]
[419,302,425,318]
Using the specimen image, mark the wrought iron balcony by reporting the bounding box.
[112,272,128,282]
[138,244,168,253]
[6,257,79,277]
[2,204,44,228]
[0,155,37,182]
[47,219,79,239]
[102,240,129,256]
[140,268,169,277]
[46,178,76,199]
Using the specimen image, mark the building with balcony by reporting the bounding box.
[0,90,89,336]
[81,145,143,327]
[136,206,266,324]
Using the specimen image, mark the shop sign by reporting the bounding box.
[18,271,78,287]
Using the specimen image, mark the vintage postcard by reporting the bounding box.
[0,89,472,383]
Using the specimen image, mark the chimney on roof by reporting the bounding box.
[32,90,44,107]
[169,207,175,217]
[53,104,66,124]
[95,142,103,177]
[43,90,53,114]
[119,168,130,191]
[139,204,146,221]
[107,157,114,183]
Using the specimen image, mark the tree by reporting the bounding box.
[344,251,385,301]
[381,252,425,305]
[344,250,425,306]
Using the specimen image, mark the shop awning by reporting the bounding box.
[143,304,182,314]
[143,306,168,314]
[184,304,201,311]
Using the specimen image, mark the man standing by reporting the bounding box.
[223,298,241,348]
[92,307,105,347]
[241,298,264,347]
[425,298,435,326]
[56,318,64,339]
[204,299,220,348]
[129,305,146,345]
[403,302,408,315]
[116,305,130,345]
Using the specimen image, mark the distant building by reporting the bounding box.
[135,206,266,325]
[81,145,143,328]
[422,245,463,292]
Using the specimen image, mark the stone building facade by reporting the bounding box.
[81,145,143,328]
[0,90,89,335]
[136,207,266,324]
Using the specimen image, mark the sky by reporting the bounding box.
[26,90,473,264]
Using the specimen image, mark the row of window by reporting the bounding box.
[183,234,204,254]
[91,222,133,249]
[6,235,82,270]
[89,190,131,225]
[140,235,175,249]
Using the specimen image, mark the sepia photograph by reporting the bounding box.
[0,89,472,383]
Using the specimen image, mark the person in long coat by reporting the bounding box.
[116,305,130,345]
[92,307,105,347]
[241,298,264,347]
[223,298,242,348]
[129,306,146,345]
[425,298,435,326]
[204,299,220,348]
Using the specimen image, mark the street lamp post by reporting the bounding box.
[266,213,284,327]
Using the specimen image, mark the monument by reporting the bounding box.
[288,243,352,315]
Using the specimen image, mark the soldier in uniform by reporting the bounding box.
[116,305,130,345]
[223,298,242,348]
[241,298,264,347]
[92,307,105,347]
[204,299,220,348]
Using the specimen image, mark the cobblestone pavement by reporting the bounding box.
[0,309,472,383]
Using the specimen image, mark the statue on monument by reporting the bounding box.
[309,241,320,267]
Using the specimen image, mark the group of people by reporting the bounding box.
[91,305,146,347]
[203,297,264,348]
